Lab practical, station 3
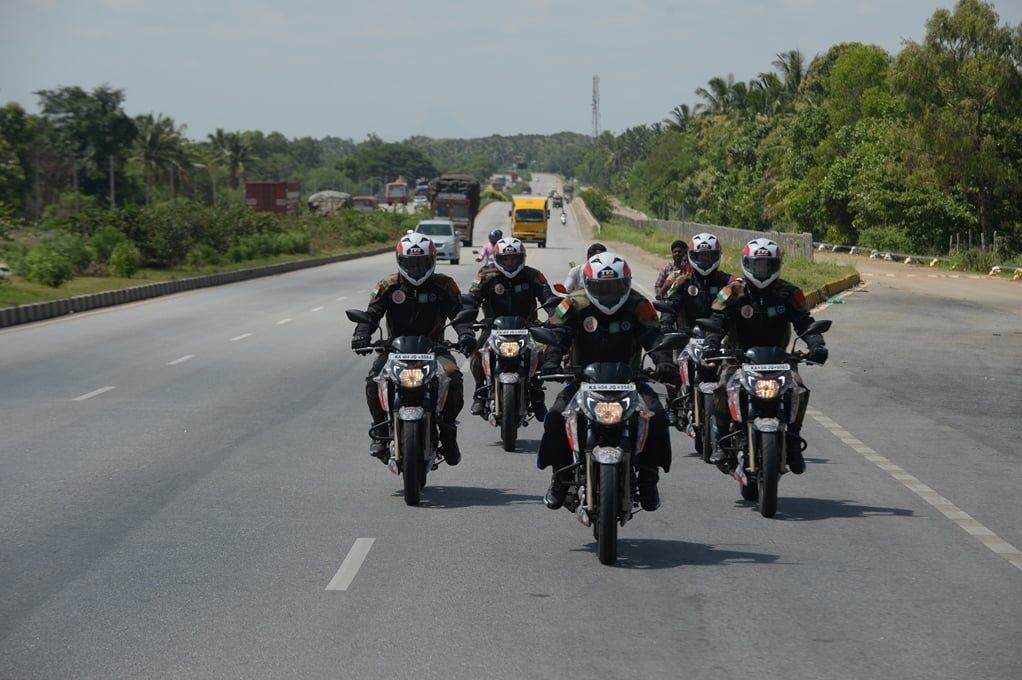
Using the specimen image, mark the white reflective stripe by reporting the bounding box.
[744,364,790,372]
[392,353,434,361]
[494,329,529,335]
[582,383,634,391]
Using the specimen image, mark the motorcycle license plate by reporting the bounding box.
[392,353,434,361]
[581,383,633,391]
[495,329,529,336]
[744,364,790,372]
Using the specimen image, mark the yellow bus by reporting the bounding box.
[509,195,549,248]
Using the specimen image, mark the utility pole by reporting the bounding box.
[592,75,601,139]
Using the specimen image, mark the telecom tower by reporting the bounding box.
[592,75,600,138]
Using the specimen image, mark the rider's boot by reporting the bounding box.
[438,419,461,466]
[544,471,571,509]
[786,430,806,474]
[529,383,548,421]
[369,440,389,464]
[637,468,660,511]
[469,395,486,416]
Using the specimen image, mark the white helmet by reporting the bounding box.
[395,233,436,286]
[741,238,782,288]
[493,237,526,279]
[688,233,722,276]
[583,252,632,314]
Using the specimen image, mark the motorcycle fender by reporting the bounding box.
[398,406,425,421]
[498,373,519,384]
[752,417,782,432]
[591,446,624,464]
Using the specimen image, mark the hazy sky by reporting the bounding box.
[2,0,1020,142]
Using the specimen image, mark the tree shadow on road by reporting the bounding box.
[412,485,543,509]
[572,538,778,570]
[754,497,915,522]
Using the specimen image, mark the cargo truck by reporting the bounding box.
[510,195,549,248]
[429,173,481,246]
[245,181,301,214]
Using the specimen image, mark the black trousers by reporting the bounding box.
[537,383,672,473]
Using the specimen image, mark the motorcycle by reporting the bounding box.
[346,308,475,506]
[699,318,831,518]
[531,327,687,565]
[473,315,541,451]
[559,212,567,225]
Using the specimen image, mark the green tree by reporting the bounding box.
[131,113,190,201]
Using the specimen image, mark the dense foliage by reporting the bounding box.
[568,1,1022,259]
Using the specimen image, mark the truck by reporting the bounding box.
[245,181,301,214]
[429,173,481,246]
[563,180,574,203]
[384,176,409,205]
[510,194,549,248]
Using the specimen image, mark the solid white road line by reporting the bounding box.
[276,318,293,326]
[167,354,195,366]
[230,333,252,342]
[326,538,376,591]
[311,306,325,312]
[72,386,115,402]
[807,407,1022,572]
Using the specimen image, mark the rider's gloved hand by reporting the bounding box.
[351,335,372,352]
[539,361,561,377]
[457,334,477,354]
[656,362,680,385]
[806,344,829,365]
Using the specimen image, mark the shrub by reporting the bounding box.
[577,188,613,223]
[24,245,74,287]
[109,242,141,278]
[47,231,95,272]
[185,244,221,269]
[91,226,127,263]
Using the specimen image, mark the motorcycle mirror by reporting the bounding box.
[346,309,373,324]
[529,326,564,348]
[451,308,477,326]
[651,332,688,352]
[459,293,477,307]
[800,319,832,336]
[695,318,724,335]
[552,283,567,295]
[652,300,678,314]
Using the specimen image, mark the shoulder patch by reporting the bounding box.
[712,279,745,311]
[535,270,548,284]
[790,287,809,312]
[636,299,657,323]
[370,274,400,299]
[555,297,572,318]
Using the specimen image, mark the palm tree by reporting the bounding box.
[772,49,806,100]
[207,128,252,190]
[664,104,702,131]
[131,113,189,202]
[695,75,735,114]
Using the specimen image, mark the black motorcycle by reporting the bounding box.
[531,327,686,565]
[473,315,540,451]
[346,309,474,506]
[700,319,831,518]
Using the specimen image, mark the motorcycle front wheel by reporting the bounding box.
[596,463,619,566]
[758,432,780,518]
[500,383,518,452]
[400,422,424,506]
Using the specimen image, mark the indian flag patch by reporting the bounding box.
[370,283,383,299]
[555,298,571,318]
[716,287,732,304]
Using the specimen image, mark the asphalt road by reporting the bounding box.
[1,173,1019,679]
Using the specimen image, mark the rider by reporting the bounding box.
[351,233,478,466]
[659,233,735,426]
[703,238,829,475]
[563,242,607,293]
[466,237,554,418]
[537,252,677,512]
[476,229,503,268]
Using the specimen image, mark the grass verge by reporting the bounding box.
[600,220,857,293]
[0,242,390,308]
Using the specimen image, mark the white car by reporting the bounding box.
[414,220,461,265]
[0,263,11,278]
[412,195,429,210]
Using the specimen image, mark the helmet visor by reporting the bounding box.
[398,253,435,280]
[743,256,780,282]
[586,277,630,310]
[495,252,524,273]
[690,249,720,271]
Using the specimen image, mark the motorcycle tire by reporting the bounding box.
[401,422,423,506]
[597,463,619,566]
[700,393,716,464]
[501,383,518,452]
[759,432,780,518]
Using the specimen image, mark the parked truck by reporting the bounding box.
[429,173,481,246]
[245,181,301,215]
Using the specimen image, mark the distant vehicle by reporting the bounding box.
[520,184,532,195]
[509,195,549,248]
[385,176,409,205]
[429,173,481,246]
[551,191,563,208]
[0,263,11,278]
[414,181,430,197]
[245,181,301,215]
[307,190,352,216]
[415,219,461,264]
[563,181,574,202]
[412,195,429,210]
[352,195,379,212]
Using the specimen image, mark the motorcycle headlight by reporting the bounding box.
[593,401,624,425]
[499,341,521,358]
[754,379,780,399]
[399,368,425,388]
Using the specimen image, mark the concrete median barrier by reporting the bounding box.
[0,246,393,329]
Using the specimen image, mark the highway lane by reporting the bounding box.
[1,174,1019,679]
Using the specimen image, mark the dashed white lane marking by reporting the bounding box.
[336,296,348,302]
[885,273,896,277]
[276,318,293,326]
[326,538,375,591]
[72,386,115,402]
[807,407,1022,572]
[231,333,252,342]
[167,354,195,366]
[311,306,325,312]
